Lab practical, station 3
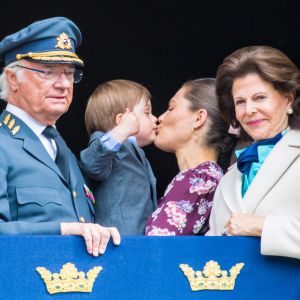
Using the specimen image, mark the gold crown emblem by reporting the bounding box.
[180,260,244,291]
[36,262,103,294]
[55,32,72,50]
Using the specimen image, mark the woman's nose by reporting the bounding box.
[245,100,257,115]
[158,112,166,123]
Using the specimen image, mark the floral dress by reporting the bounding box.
[145,161,223,236]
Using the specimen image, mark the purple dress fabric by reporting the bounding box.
[145,161,223,236]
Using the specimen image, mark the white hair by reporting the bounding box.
[0,60,25,100]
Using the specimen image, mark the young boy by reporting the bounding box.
[80,80,157,235]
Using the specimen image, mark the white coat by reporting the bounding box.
[207,129,300,260]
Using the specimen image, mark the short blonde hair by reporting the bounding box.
[85,79,151,135]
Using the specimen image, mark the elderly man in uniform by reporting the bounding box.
[0,17,120,256]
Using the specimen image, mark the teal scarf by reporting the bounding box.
[236,128,289,197]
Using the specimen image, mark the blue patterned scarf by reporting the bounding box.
[237,132,282,176]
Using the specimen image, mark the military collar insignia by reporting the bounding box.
[12,125,21,135]
[3,113,11,125]
[2,113,21,136]
[55,32,72,50]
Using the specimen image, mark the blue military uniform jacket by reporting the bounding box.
[80,131,157,235]
[0,110,94,235]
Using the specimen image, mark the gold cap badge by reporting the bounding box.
[55,32,72,50]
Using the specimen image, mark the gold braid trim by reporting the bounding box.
[16,51,83,64]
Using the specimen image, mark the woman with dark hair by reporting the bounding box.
[145,78,236,236]
[207,46,300,260]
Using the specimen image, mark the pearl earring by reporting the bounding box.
[287,107,293,115]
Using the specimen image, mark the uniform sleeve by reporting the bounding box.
[0,221,61,235]
[0,151,61,235]
[79,132,117,181]
[261,215,300,259]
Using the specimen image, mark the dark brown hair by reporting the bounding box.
[183,78,237,171]
[216,46,300,136]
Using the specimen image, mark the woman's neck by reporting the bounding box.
[175,144,218,171]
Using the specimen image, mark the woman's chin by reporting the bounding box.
[154,140,174,153]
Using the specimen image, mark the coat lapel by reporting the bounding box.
[22,134,66,181]
[1,111,68,184]
[125,140,145,166]
[131,143,157,205]
[243,130,300,212]
[131,141,146,165]
[144,158,157,207]
[125,140,157,206]
[219,164,246,213]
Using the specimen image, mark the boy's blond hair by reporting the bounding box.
[85,79,151,135]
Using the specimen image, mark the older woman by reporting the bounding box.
[145,78,236,236]
[207,46,300,260]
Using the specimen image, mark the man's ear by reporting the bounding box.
[194,109,208,129]
[5,68,19,92]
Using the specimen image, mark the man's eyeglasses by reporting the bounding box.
[15,65,83,83]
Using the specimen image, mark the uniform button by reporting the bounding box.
[72,191,77,199]
[80,217,86,223]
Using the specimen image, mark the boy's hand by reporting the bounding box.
[110,108,140,142]
[119,108,140,136]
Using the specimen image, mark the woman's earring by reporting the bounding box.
[287,107,293,115]
[192,128,199,142]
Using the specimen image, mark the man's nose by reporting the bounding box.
[54,72,72,87]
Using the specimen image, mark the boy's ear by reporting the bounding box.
[194,109,208,129]
[115,108,131,125]
[115,113,123,125]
